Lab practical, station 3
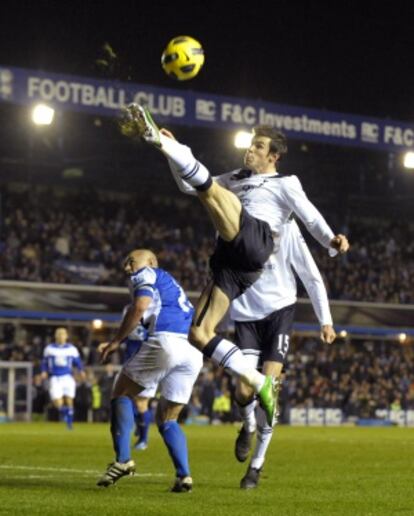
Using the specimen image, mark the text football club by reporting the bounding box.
[1,65,413,152]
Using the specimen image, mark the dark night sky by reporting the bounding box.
[1,1,413,122]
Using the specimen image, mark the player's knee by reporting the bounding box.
[156,412,177,427]
[155,399,182,426]
[198,180,220,199]
[189,325,214,349]
[135,398,149,413]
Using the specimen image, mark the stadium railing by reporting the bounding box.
[0,280,413,340]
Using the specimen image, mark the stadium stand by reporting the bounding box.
[1,184,413,302]
[1,322,413,422]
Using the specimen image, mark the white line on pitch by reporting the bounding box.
[0,465,166,477]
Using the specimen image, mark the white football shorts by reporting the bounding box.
[49,374,76,400]
[113,371,157,399]
[122,333,203,404]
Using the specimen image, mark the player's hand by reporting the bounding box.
[330,234,349,254]
[98,341,120,363]
[320,325,336,344]
[160,128,176,140]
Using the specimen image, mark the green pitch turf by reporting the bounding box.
[0,423,413,516]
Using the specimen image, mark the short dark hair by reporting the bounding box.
[253,125,288,157]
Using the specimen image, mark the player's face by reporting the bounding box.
[124,255,138,275]
[55,328,68,344]
[244,136,277,173]
[123,253,148,275]
[124,250,156,275]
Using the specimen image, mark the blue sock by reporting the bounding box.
[138,410,151,444]
[110,397,134,463]
[158,420,190,478]
[66,407,74,429]
[140,410,152,443]
[59,406,68,422]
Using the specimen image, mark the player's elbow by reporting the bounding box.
[131,298,151,319]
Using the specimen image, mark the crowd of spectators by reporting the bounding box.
[0,185,213,292]
[2,323,413,423]
[1,184,413,303]
[308,220,414,304]
[284,338,414,418]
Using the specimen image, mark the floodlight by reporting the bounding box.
[92,319,104,330]
[32,104,55,125]
[403,151,414,169]
[234,131,252,149]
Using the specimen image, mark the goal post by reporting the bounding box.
[0,361,33,421]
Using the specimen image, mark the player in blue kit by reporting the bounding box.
[41,327,86,429]
[97,249,203,492]
[121,310,152,450]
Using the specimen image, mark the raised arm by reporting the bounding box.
[99,296,152,362]
[287,221,336,343]
[281,176,349,254]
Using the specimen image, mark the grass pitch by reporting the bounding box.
[0,423,413,515]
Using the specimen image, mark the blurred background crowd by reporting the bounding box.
[1,184,413,303]
[2,321,413,424]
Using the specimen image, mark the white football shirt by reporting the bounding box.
[230,219,333,326]
[216,169,334,249]
[168,158,335,251]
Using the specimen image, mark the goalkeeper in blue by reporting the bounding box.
[97,249,202,492]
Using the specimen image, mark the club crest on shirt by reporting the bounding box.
[241,180,268,192]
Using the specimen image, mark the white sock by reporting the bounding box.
[210,339,266,392]
[238,399,257,433]
[250,405,274,470]
[159,135,211,188]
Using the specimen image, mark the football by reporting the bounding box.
[161,36,205,81]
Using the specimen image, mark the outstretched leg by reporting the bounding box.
[121,103,242,242]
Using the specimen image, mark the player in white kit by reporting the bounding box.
[119,104,349,427]
[232,218,335,488]
[41,327,86,429]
